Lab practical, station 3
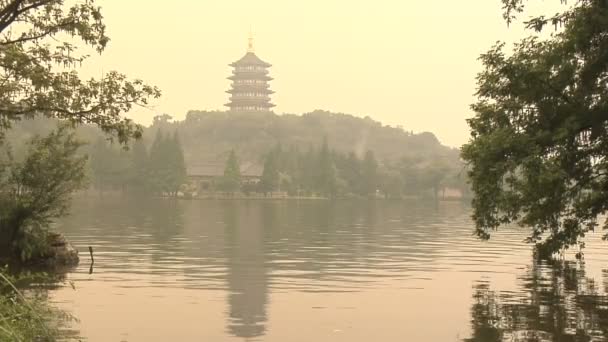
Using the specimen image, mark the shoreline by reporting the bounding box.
[73,191,470,202]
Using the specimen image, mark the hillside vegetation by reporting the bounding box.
[4,110,467,199]
[148,110,459,166]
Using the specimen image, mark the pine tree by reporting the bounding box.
[147,130,188,196]
[316,138,336,198]
[220,150,241,194]
[90,138,110,192]
[130,138,149,194]
[148,129,168,194]
[300,145,317,195]
[169,132,187,196]
[259,151,280,196]
[89,138,131,193]
[343,152,362,195]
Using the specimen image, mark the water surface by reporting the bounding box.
[52,197,608,341]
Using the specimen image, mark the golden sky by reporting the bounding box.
[83,0,565,148]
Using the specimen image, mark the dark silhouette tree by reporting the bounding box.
[462,0,608,257]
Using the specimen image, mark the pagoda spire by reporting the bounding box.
[248,29,254,53]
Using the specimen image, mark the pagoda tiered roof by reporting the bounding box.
[229,52,272,68]
[226,87,274,94]
[225,37,274,112]
[228,74,273,81]
[224,102,276,108]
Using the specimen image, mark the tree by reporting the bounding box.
[168,131,187,195]
[378,168,403,199]
[339,152,361,195]
[0,125,87,259]
[89,137,130,193]
[316,138,336,198]
[147,129,168,194]
[259,151,279,196]
[0,0,159,260]
[220,150,241,194]
[147,130,187,196]
[0,0,160,144]
[300,145,317,195]
[129,138,149,194]
[89,137,111,191]
[461,0,608,257]
[361,150,378,197]
[422,161,449,201]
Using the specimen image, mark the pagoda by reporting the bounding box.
[225,35,275,112]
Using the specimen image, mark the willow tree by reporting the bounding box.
[0,0,160,259]
[462,0,608,257]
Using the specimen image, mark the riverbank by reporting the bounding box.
[0,268,68,341]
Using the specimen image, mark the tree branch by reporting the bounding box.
[0,20,76,45]
[0,0,55,34]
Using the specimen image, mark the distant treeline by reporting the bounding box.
[88,133,468,199]
[4,111,468,199]
[223,140,468,199]
[89,130,187,196]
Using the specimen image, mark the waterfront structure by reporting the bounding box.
[187,162,263,192]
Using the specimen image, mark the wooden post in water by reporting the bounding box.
[88,246,94,274]
[88,246,94,264]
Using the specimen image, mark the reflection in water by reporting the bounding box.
[50,197,608,341]
[223,202,268,339]
[465,259,608,341]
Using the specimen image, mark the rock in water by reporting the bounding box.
[45,232,79,266]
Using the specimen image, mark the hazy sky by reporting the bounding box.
[82,0,564,148]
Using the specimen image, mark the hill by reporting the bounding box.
[147,110,460,166]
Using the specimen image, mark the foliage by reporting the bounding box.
[157,110,457,165]
[378,168,403,199]
[259,149,279,195]
[256,139,465,199]
[219,150,241,194]
[361,150,378,197]
[147,129,187,196]
[0,125,87,260]
[462,0,608,257]
[129,138,149,194]
[0,0,160,144]
[89,137,131,192]
[316,138,337,197]
[0,268,69,341]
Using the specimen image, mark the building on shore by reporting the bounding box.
[225,34,275,112]
[187,162,263,193]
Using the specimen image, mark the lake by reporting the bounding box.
[51,197,608,341]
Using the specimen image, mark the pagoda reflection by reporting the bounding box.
[223,202,269,340]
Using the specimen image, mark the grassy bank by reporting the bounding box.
[0,269,66,341]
